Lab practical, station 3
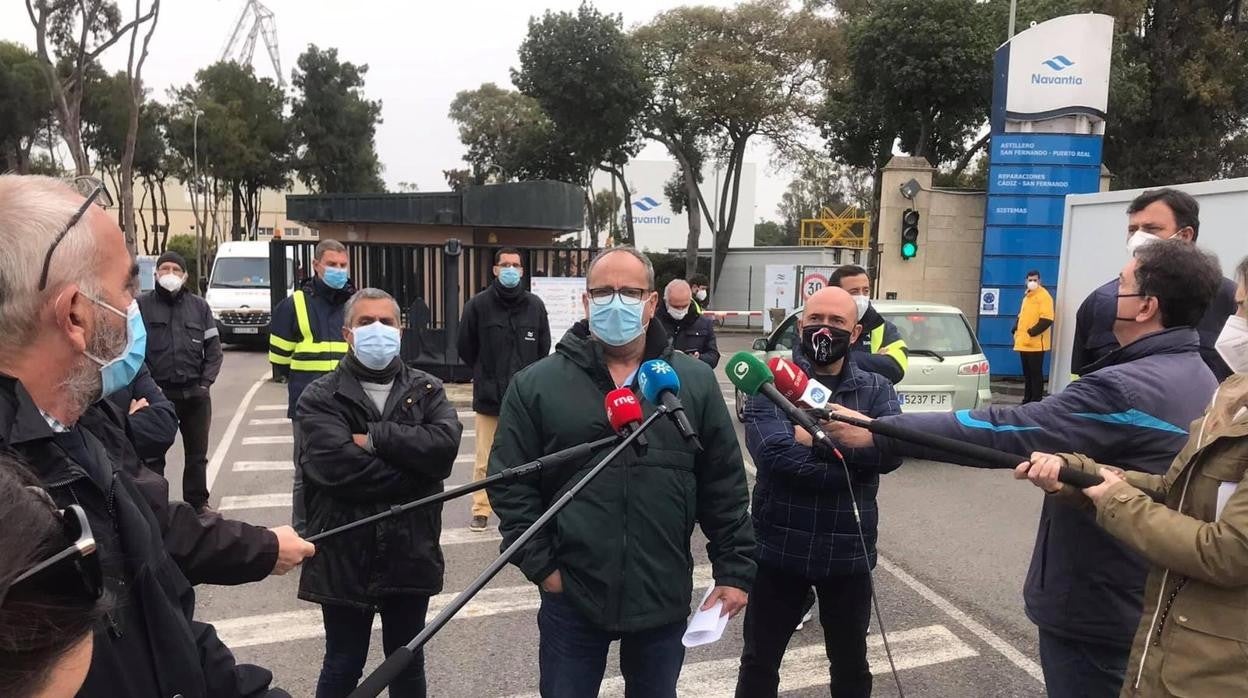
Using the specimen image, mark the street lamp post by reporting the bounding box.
[192,108,204,288]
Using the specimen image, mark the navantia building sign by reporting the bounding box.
[994,13,1113,125]
[979,14,1113,377]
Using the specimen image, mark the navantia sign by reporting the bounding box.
[994,14,1114,126]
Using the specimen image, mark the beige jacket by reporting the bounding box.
[1059,374,1248,697]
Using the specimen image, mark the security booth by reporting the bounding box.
[278,181,589,381]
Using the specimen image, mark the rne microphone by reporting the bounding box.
[725,351,833,448]
[637,359,703,452]
[768,356,831,409]
[605,388,648,455]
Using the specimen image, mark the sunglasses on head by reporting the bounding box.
[37,176,114,292]
[0,502,103,608]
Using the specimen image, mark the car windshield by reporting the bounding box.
[211,258,294,289]
[881,312,977,356]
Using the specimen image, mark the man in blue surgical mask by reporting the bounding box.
[296,287,462,698]
[457,247,551,532]
[269,238,354,534]
[486,246,755,698]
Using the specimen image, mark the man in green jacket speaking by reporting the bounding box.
[487,247,756,698]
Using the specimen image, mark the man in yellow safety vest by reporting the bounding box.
[269,238,353,534]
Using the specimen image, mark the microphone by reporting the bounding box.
[768,356,831,409]
[605,387,648,455]
[725,351,833,448]
[637,359,703,452]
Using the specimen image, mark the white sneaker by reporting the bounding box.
[795,611,813,631]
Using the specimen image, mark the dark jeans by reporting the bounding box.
[1020,351,1047,404]
[292,418,306,535]
[537,590,686,698]
[1037,629,1128,698]
[736,563,873,698]
[316,596,431,698]
[157,393,211,509]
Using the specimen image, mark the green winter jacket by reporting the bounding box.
[487,319,755,633]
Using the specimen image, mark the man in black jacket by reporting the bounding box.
[830,265,908,385]
[656,278,720,368]
[138,250,223,512]
[107,363,179,464]
[0,174,298,697]
[1070,188,1238,380]
[297,288,462,697]
[457,247,550,532]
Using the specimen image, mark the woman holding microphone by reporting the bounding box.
[1017,256,1248,697]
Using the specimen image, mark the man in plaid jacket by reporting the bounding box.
[734,287,902,698]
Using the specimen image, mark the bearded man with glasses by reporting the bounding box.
[0,174,297,697]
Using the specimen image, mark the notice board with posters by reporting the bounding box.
[531,277,587,353]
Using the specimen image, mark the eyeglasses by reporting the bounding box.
[1,503,102,608]
[587,286,648,306]
[1115,292,1148,300]
[37,177,114,292]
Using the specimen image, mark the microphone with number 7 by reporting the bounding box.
[638,359,703,452]
[767,356,831,409]
[724,352,834,448]
[605,387,648,455]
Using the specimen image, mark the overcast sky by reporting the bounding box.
[1,0,800,222]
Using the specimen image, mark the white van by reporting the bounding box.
[206,241,297,344]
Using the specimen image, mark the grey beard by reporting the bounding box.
[61,306,130,411]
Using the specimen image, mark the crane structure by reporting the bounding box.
[221,0,284,85]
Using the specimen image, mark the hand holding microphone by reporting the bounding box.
[725,352,834,449]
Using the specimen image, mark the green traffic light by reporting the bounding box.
[901,242,917,259]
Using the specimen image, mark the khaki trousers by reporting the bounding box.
[471,413,499,518]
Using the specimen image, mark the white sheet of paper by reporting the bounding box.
[682,586,730,648]
[1216,481,1239,521]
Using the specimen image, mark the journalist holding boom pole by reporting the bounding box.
[486,246,755,698]
[825,239,1225,697]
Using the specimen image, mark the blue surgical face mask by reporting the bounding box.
[322,266,350,290]
[498,267,522,289]
[589,295,646,347]
[351,321,402,370]
[84,297,146,397]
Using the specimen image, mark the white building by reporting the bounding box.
[590,159,756,252]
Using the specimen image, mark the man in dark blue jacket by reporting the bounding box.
[736,286,901,698]
[269,239,353,534]
[827,239,1225,697]
[655,279,720,369]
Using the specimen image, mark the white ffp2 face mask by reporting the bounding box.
[668,306,689,321]
[1127,231,1161,256]
[852,294,870,321]
[1215,314,1248,374]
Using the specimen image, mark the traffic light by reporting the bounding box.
[900,208,920,260]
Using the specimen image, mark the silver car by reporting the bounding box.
[738,300,993,420]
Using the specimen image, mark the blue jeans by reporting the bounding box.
[316,596,430,698]
[1037,629,1128,698]
[537,590,686,698]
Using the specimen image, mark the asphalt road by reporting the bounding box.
[164,337,1047,697]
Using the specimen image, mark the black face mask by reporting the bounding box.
[801,324,852,366]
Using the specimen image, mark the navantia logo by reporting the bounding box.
[633,196,661,212]
[1032,54,1083,85]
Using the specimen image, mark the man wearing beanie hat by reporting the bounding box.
[138,250,224,512]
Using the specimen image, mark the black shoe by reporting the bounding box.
[469,515,489,532]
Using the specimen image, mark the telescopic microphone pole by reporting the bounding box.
[306,435,619,544]
[348,407,666,698]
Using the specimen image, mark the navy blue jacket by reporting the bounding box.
[269,277,353,418]
[874,327,1217,646]
[1071,276,1237,380]
[106,364,178,463]
[745,352,902,579]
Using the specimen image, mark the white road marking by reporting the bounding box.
[743,453,757,477]
[219,493,291,510]
[254,404,287,412]
[233,460,294,472]
[457,410,474,419]
[212,565,715,649]
[241,435,294,446]
[248,417,291,426]
[506,625,977,698]
[206,373,270,491]
[455,455,474,465]
[439,526,501,546]
[877,556,1045,684]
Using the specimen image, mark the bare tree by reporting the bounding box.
[25,0,158,176]
[118,0,160,253]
